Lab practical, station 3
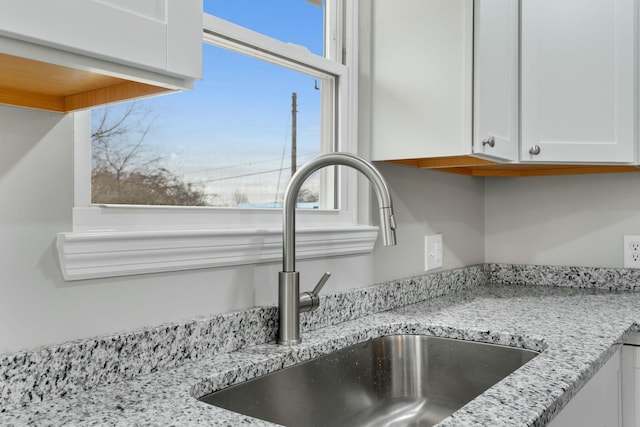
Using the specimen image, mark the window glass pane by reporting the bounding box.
[91,43,333,209]
[204,0,325,56]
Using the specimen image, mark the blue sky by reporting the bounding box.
[93,1,326,206]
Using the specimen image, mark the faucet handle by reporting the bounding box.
[312,272,331,296]
[299,272,331,313]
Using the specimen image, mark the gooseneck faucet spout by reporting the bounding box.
[278,152,397,345]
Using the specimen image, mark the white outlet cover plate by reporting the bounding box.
[425,233,443,271]
[623,235,640,269]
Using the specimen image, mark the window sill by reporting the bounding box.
[56,225,379,281]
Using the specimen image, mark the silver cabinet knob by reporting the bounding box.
[482,136,495,148]
[529,145,541,155]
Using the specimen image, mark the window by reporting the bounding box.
[90,43,331,209]
[58,1,377,281]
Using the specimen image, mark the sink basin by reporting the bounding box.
[199,334,538,427]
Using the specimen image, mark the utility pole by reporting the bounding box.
[291,92,297,176]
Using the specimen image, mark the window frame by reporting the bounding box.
[57,1,377,281]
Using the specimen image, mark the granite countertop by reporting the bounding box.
[1,265,640,426]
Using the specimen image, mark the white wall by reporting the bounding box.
[371,163,485,283]
[0,105,488,354]
[484,173,640,267]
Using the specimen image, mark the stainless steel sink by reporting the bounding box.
[199,334,538,427]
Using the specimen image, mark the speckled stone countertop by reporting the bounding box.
[1,264,640,426]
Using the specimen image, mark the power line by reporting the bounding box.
[179,157,289,176]
[197,152,319,184]
[187,154,317,184]
[198,167,289,183]
[178,150,318,177]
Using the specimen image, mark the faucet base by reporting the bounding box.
[277,338,302,346]
[278,271,300,345]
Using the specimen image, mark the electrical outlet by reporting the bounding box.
[624,235,640,268]
[425,233,443,271]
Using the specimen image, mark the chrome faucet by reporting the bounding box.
[278,152,398,345]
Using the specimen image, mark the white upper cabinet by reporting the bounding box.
[473,0,519,162]
[364,0,640,174]
[0,0,202,112]
[366,0,474,161]
[364,0,518,164]
[521,0,636,164]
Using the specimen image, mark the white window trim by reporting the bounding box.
[57,2,377,281]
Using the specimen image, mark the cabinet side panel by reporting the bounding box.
[167,0,203,80]
[0,0,167,72]
[369,0,472,161]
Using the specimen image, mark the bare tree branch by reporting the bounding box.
[91,102,208,206]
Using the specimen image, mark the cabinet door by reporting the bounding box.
[622,344,640,427]
[0,0,199,78]
[368,0,474,161]
[549,348,621,427]
[473,0,519,162]
[521,0,636,164]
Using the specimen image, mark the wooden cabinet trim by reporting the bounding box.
[384,156,640,177]
[0,53,173,112]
